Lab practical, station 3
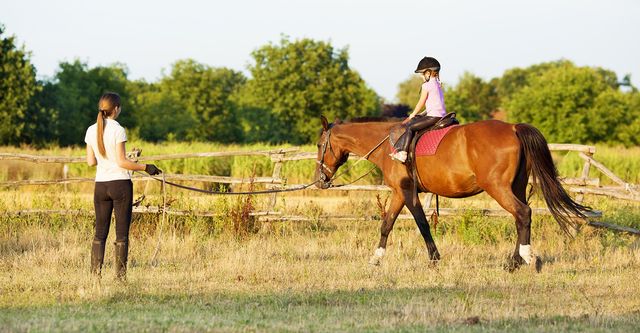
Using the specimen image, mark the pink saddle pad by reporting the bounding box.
[415,125,457,156]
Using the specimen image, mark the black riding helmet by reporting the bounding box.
[415,56,441,73]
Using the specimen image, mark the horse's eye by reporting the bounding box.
[316,144,321,148]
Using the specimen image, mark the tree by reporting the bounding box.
[44,60,133,146]
[156,60,246,143]
[497,60,571,104]
[241,37,380,144]
[128,80,193,142]
[445,72,499,122]
[591,88,640,146]
[395,75,423,108]
[0,24,40,145]
[505,62,623,143]
[497,60,619,106]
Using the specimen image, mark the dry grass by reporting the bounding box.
[1,186,639,332]
[1,142,639,331]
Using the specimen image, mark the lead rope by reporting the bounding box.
[149,173,166,266]
[326,135,389,184]
[135,135,389,195]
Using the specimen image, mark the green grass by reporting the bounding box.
[553,145,640,184]
[3,289,639,332]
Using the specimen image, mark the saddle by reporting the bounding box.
[407,112,458,192]
[410,113,459,158]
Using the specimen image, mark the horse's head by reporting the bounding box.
[315,115,349,189]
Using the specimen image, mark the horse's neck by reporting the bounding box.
[333,122,396,165]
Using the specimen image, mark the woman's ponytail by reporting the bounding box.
[96,110,107,157]
[95,92,121,158]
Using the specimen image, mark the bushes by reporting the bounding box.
[396,60,640,147]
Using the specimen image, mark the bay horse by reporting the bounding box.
[315,116,591,270]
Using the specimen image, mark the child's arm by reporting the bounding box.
[403,88,429,124]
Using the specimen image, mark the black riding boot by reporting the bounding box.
[91,239,106,277]
[395,130,413,153]
[114,240,129,281]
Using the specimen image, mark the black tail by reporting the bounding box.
[515,124,592,236]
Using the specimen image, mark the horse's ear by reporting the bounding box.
[320,115,329,131]
[334,117,342,125]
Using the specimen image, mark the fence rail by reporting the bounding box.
[1,143,637,224]
[0,148,300,164]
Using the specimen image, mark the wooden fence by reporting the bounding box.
[1,144,639,225]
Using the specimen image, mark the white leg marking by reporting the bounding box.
[519,244,532,264]
[374,247,386,258]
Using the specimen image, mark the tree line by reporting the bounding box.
[2,23,639,147]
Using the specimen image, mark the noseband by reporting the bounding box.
[316,128,389,186]
[317,129,338,184]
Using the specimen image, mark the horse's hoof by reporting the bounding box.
[503,262,519,272]
[369,247,385,266]
[369,256,382,266]
[532,255,543,273]
[503,257,523,272]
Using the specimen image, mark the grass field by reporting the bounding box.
[1,188,640,332]
[1,143,640,332]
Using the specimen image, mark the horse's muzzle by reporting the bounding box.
[316,172,331,189]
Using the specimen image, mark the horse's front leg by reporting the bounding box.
[404,190,440,261]
[369,191,405,266]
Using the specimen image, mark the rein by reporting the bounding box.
[317,128,389,187]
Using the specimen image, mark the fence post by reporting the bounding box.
[268,151,286,208]
[63,164,69,191]
[422,192,434,214]
[127,148,146,206]
[576,150,593,203]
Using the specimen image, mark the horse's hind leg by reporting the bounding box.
[404,190,440,261]
[483,172,533,271]
[511,160,537,270]
[369,190,405,265]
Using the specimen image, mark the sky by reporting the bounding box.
[3,0,639,101]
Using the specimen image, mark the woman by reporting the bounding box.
[391,56,447,163]
[85,92,161,281]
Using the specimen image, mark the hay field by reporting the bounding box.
[1,143,639,332]
[1,186,639,332]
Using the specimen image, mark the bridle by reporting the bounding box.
[316,129,340,185]
[316,128,390,187]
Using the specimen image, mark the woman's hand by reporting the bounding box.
[402,116,413,125]
[145,164,162,175]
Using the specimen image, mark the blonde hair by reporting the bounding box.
[96,92,121,158]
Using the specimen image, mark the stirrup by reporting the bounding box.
[390,151,407,163]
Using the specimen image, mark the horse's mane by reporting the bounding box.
[342,116,402,123]
[320,116,402,134]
